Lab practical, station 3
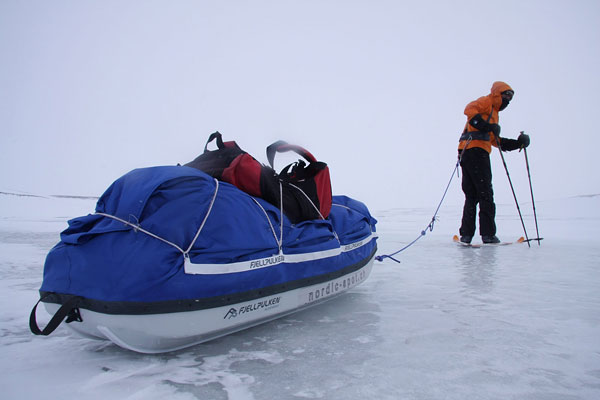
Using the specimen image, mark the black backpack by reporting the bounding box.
[266,140,332,222]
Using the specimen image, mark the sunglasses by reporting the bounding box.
[501,90,514,100]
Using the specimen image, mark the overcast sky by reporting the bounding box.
[1,0,599,211]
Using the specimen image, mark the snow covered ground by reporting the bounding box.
[1,192,599,400]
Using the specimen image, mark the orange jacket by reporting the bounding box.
[458,81,513,153]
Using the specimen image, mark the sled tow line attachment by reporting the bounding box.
[376,145,467,264]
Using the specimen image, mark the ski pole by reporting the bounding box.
[522,143,542,245]
[496,137,531,247]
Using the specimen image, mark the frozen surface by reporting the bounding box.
[1,193,599,400]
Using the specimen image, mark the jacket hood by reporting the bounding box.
[491,81,513,96]
[490,81,513,110]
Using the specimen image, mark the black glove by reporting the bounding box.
[489,124,501,136]
[517,132,530,148]
[469,114,500,135]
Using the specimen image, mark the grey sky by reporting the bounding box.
[2,0,599,210]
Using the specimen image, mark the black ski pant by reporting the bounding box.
[459,147,496,237]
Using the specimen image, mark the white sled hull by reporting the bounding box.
[44,257,374,353]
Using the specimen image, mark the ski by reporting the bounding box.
[453,235,525,248]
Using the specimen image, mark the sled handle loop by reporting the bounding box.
[30,294,83,336]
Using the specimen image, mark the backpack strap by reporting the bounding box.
[203,131,239,153]
[266,140,317,169]
[203,131,225,152]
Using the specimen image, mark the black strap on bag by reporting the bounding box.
[30,294,83,336]
[184,131,246,179]
[266,140,319,168]
[203,131,226,152]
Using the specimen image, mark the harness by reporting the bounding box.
[459,107,494,142]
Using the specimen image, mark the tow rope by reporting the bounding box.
[376,139,471,263]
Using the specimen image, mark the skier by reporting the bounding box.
[458,81,530,244]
